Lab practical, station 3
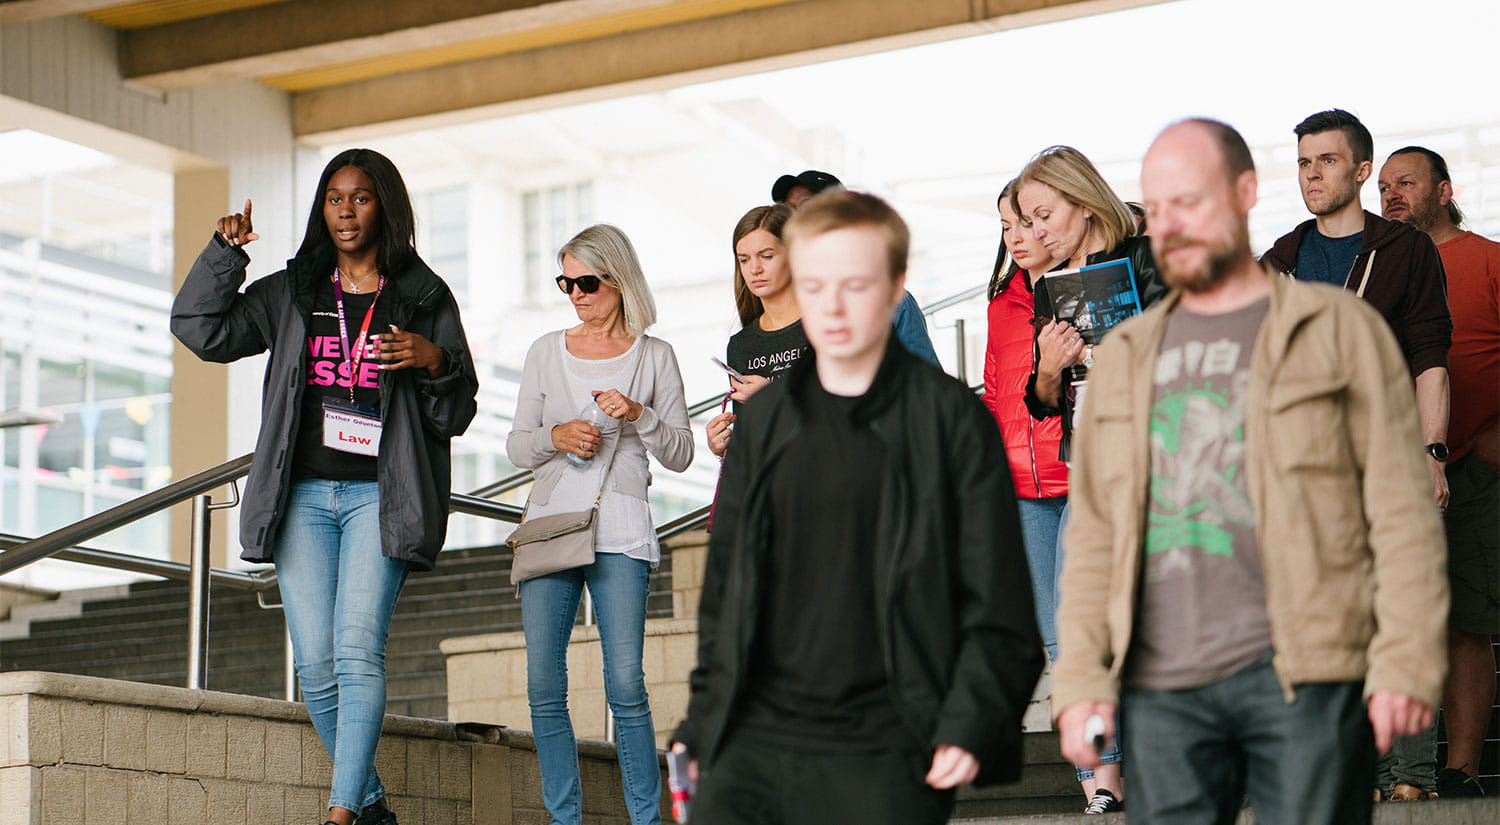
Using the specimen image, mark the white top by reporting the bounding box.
[505,331,695,567]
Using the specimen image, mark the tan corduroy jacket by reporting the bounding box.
[1052,268,1448,714]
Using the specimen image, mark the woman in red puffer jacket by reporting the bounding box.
[980,179,1066,660]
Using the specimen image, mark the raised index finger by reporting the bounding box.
[243,199,253,221]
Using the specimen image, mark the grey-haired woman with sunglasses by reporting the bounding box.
[505,223,693,825]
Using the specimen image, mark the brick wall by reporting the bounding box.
[0,670,665,825]
[443,619,698,750]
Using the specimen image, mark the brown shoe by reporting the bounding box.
[1388,783,1437,801]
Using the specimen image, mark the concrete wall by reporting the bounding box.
[442,533,1055,748]
[444,618,698,751]
[443,534,709,748]
[0,670,667,825]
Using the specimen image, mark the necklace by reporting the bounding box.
[336,267,379,293]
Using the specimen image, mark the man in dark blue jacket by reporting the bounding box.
[672,190,1042,824]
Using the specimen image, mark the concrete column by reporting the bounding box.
[170,167,233,567]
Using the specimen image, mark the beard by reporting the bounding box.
[1398,194,1445,233]
[1306,174,1361,217]
[1155,225,1249,293]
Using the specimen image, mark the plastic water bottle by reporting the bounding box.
[566,393,619,467]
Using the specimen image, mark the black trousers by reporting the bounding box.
[692,732,954,825]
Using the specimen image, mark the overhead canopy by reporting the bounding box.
[2,0,1169,139]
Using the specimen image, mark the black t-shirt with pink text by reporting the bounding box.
[291,282,389,481]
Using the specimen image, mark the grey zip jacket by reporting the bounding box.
[171,234,479,570]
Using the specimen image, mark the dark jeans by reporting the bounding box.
[1122,654,1374,825]
[693,732,953,825]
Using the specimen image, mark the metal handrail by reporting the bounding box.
[656,505,711,542]
[0,533,274,592]
[0,454,255,576]
[920,283,987,317]
[450,493,525,523]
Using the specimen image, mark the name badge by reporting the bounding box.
[323,398,381,456]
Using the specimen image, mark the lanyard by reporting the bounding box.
[331,267,385,403]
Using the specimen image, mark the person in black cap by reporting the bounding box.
[772,169,844,209]
[772,170,942,366]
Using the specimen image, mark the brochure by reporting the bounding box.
[1039,257,1143,346]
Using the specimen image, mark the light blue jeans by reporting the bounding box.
[1018,497,1123,781]
[274,480,409,814]
[1016,496,1067,660]
[520,551,661,825]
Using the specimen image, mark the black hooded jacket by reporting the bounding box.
[1262,210,1450,377]
[171,234,478,570]
[673,339,1043,786]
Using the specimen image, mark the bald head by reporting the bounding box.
[1154,118,1255,182]
[1142,119,1258,293]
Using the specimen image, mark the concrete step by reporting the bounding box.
[951,797,1499,824]
[0,584,133,639]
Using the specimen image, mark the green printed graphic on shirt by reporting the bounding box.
[1147,378,1252,558]
[1126,298,1274,692]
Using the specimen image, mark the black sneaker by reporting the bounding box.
[1436,767,1484,798]
[1084,788,1124,814]
[354,803,397,825]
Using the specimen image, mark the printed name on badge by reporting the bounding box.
[324,408,381,456]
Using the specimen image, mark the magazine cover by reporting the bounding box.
[1039,257,1143,345]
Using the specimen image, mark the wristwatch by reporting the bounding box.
[1425,442,1449,461]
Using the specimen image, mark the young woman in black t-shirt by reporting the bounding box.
[706,204,807,457]
[172,149,477,825]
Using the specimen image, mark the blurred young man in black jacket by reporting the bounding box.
[672,191,1043,825]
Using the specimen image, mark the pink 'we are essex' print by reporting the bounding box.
[306,334,381,389]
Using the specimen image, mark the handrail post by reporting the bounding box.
[186,494,212,690]
[285,622,297,702]
[954,318,968,385]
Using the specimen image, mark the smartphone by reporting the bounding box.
[709,356,746,381]
[666,750,696,822]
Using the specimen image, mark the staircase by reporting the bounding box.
[0,544,676,719]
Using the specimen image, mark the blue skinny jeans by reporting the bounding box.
[520,551,661,825]
[274,480,408,814]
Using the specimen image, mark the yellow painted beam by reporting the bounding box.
[83,0,290,29]
[293,0,1169,140]
[120,0,802,91]
[261,0,801,92]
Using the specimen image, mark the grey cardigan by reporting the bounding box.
[506,331,694,510]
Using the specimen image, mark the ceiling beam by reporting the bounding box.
[119,0,798,90]
[0,0,125,25]
[293,0,1169,141]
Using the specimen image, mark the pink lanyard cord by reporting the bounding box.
[332,267,386,403]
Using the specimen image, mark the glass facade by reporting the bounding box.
[0,131,174,560]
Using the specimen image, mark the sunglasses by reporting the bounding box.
[556,272,612,294]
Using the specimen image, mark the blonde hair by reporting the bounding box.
[1012,146,1136,256]
[558,224,658,337]
[783,190,909,279]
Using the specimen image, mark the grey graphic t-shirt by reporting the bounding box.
[1125,297,1274,691]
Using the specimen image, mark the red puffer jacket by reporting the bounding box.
[981,274,1068,498]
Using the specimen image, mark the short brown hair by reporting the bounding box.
[784,190,909,279]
